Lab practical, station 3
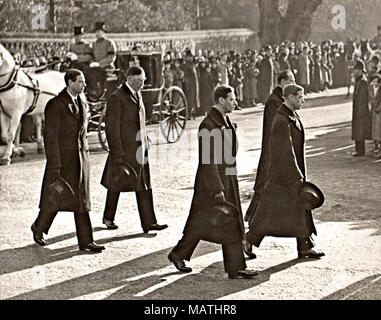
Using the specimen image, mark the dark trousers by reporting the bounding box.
[103,189,157,232]
[355,140,365,156]
[172,233,246,275]
[33,210,93,246]
[246,230,314,252]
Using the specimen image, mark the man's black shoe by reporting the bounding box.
[144,223,168,233]
[228,269,258,279]
[31,223,46,246]
[243,240,256,259]
[102,218,118,230]
[168,250,192,273]
[79,242,105,253]
[298,249,325,259]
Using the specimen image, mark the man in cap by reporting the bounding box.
[167,85,258,279]
[351,60,372,157]
[31,69,105,253]
[88,22,117,97]
[67,26,92,72]
[245,84,325,259]
[100,66,168,233]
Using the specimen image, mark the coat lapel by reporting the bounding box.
[60,89,81,120]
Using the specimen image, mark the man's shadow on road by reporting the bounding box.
[105,257,312,300]
[7,242,220,300]
[0,227,156,276]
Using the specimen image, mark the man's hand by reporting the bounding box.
[214,191,225,203]
[90,61,100,68]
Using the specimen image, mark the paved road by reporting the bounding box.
[0,89,380,300]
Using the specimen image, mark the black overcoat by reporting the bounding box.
[182,108,245,244]
[352,75,372,140]
[257,56,274,103]
[248,104,317,241]
[100,84,151,192]
[39,89,91,212]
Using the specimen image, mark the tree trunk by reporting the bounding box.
[280,0,323,42]
[49,0,56,33]
[258,0,282,45]
[257,0,323,46]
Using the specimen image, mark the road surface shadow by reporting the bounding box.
[0,228,155,276]
[322,274,381,300]
[105,258,313,300]
[7,241,220,300]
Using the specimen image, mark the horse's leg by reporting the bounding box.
[0,113,24,165]
[33,114,44,154]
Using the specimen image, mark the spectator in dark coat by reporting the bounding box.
[257,46,274,104]
[351,60,372,156]
[182,50,200,118]
[246,84,325,259]
[198,61,214,115]
[31,69,104,253]
[168,85,258,279]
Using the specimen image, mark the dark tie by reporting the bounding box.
[72,97,79,114]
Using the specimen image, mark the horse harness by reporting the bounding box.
[0,66,56,118]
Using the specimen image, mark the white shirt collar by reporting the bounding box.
[66,89,78,102]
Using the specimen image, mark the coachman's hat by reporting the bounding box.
[299,182,324,210]
[94,22,107,32]
[74,26,85,35]
[112,163,138,190]
[48,177,75,209]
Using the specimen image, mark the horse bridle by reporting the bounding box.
[0,66,56,118]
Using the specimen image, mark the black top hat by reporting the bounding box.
[74,26,85,35]
[112,163,138,190]
[94,22,107,32]
[353,60,366,72]
[208,201,239,227]
[299,182,324,210]
[48,177,75,208]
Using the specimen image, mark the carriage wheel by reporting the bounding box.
[97,105,109,152]
[159,86,188,143]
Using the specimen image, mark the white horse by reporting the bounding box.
[0,44,65,165]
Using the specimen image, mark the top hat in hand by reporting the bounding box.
[48,177,75,209]
[113,163,138,190]
[299,182,324,210]
[208,200,239,227]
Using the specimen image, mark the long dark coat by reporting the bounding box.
[248,104,317,244]
[182,61,200,111]
[39,89,91,212]
[182,108,245,244]
[101,84,151,193]
[198,67,214,115]
[352,75,372,140]
[257,56,273,103]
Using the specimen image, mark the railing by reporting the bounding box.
[0,28,257,59]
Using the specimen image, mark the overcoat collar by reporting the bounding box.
[207,107,230,129]
[272,86,284,101]
[121,83,139,105]
[278,104,303,133]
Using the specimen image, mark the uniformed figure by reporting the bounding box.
[31,69,105,253]
[167,85,258,279]
[87,22,117,96]
[67,26,92,72]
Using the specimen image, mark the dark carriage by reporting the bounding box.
[87,50,188,151]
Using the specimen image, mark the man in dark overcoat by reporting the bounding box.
[100,66,167,233]
[31,69,105,253]
[182,50,200,119]
[168,85,258,279]
[246,84,325,259]
[257,45,274,104]
[243,71,295,256]
[351,60,372,157]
